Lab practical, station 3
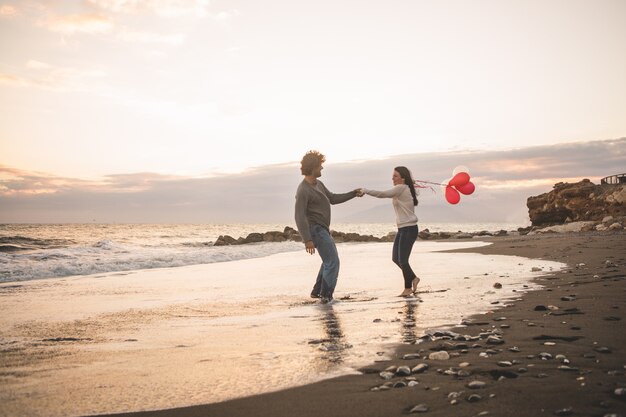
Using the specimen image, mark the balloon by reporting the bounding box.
[445,186,460,204]
[455,181,475,195]
[449,172,470,187]
[453,165,470,176]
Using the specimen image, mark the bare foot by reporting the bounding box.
[412,277,421,293]
[398,288,414,297]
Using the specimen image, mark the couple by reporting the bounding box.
[294,150,420,304]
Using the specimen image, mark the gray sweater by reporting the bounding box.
[294,179,356,242]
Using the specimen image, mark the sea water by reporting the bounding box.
[0,234,563,417]
[0,222,526,282]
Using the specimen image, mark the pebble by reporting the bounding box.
[467,380,487,389]
[539,352,553,360]
[536,373,549,378]
[508,346,521,352]
[595,346,613,354]
[409,404,429,413]
[408,380,419,387]
[396,366,412,376]
[558,365,580,372]
[544,342,557,346]
[379,371,394,380]
[554,407,574,416]
[467,394,482,402]
[459,362,470,367]
[615,387,626,397]
[393,381,407,388]
[403,353,421,360]
[487,336,504,345]
[412,363,429,374]
[497,361,513,367]
[534,305,548,311]
[429,351,450,360]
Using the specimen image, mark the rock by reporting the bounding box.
[467,380,486,389]
[614,387,626,397]
[411,363,429,374]
[497,361,513,367]
[554,407,574,416]
[609,222,624,230]
[403,353,421,360]
[467,394,482,402]
[409,404,429,413]
[535,305,548,311]
[493,282,502,289]
[487,336,505,345]
[379,371,394,380]
[527,180,626,226]
[429,351,450,360]
[595,346,612,354]
[393,381,407,388]
[396,366,412,376]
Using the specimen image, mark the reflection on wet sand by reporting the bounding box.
[310,306,351,366]
[401,299,420,344]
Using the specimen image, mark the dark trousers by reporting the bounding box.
[392,225,418,288]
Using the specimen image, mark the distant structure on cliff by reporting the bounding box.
[601,173,626,185]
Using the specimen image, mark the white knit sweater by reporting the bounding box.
[363,184,418,228]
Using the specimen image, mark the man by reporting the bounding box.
[294,150,363,304]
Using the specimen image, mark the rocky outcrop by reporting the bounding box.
[214,226,397,246]
[527,179,626,227]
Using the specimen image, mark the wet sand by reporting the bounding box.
[95,231,626,417]
[1,241,562,417]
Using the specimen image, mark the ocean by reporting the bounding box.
[0,222,526,283]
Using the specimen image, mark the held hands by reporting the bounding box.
[354,188,365,197]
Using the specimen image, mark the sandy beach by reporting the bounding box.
[89,231,626,417]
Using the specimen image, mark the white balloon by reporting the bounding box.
[453,165,470,176]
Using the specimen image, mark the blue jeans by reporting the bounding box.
[310,224,340,299]
[393,225,418,288]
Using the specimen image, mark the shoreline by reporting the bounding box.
[90,231,626,417]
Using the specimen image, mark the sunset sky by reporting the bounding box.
[1,0,625,224]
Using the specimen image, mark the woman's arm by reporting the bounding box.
[363,184,405,198]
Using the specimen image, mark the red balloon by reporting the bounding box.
[449,172,470,187]
[445,186,460,204]
[455,181,475,195]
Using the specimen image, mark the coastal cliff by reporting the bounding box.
[527,179,626,229]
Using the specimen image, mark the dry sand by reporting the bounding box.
[92,231,626,417]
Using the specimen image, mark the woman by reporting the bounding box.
[361,166,420,297]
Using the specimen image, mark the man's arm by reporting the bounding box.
[320,182,358,205]
[294,188,312,243]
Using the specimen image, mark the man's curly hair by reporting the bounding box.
[300,150,326,175]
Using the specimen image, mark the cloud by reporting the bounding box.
[0,4,18,17]
[1,139,624,224]
[117,29,185,45]
[86,0,212,18]
[0,60,107,91]
[40,13,114,34]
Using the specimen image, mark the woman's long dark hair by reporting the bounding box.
[395,166,418,206]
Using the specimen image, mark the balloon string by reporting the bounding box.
[414,179,448,187]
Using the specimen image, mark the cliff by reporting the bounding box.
[527,179,626,228]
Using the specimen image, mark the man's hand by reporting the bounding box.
[305,240,315,255]
[355,188,365,197]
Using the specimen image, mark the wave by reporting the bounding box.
[0,236,75,252]
[0,240,303,283]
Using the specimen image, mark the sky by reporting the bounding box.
[1,0,625,224]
